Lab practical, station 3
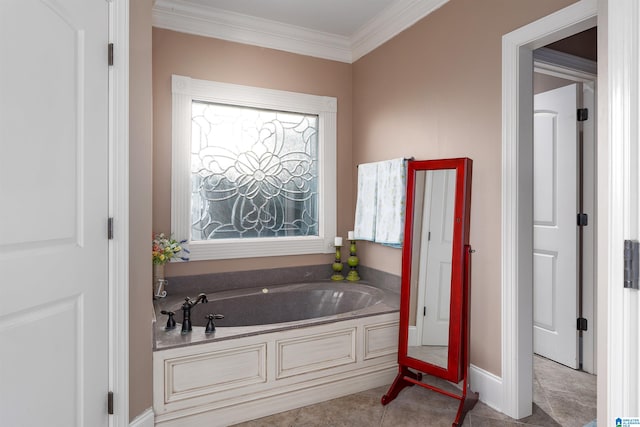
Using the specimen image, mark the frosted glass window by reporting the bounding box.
[191,102,319,240]
[171,75,336,261]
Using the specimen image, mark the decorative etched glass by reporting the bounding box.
[191,101,319,240]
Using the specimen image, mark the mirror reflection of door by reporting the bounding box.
[408,169,456,369]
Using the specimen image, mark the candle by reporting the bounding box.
[348,231,354,240]
[335,236,343,246]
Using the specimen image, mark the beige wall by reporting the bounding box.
[152,29,353,277]
[129,0,154,420]
[534,73,575,95]
[352,0,578,376]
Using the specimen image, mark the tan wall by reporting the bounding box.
[129,0,154,420]
[352,0,578,376]
[534,73,575,95]
[152,29,353,277]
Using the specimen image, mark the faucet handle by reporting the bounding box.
[204,313,225,334]
[160,310,177,330]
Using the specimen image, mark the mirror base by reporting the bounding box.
[380,367,421,405]
[453,385,479,427]
[381,368,478,427]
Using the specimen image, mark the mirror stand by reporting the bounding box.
[379,158,477,426]
[382,243,478,426]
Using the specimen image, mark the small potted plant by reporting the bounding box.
[152,233,189,296]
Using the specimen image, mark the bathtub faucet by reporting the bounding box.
[181,293,208,334]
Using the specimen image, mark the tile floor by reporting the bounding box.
[232,355,596,427]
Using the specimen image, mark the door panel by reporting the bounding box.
[533,83,579,369]
[0,1,109,425]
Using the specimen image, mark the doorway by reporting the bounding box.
[530,30,598,425]
[500,0,598,420]
[532,32,597,374]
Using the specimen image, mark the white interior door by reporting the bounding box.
[533,83,579,369]
[0,1,109,426]
[421,169,456,346]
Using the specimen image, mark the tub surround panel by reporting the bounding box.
[364,321,400,360]
[153,313,399,426]
[165,343,267,404]
[276,328,357,379]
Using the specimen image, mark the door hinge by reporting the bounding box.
[577,108,588,122]
[577,213,588,226]
[108,217,114,240]
[108,43,114,66]
[423,306,426,317]
[576,318,588,331]
[624,240,640,289]
[427,231,431,241]
[107,391,114,415]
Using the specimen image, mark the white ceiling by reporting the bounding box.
[152,0,449,63]
[181,0,398,37]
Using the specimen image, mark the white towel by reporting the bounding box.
[354,161,378,241]
[374,158,406,246]
[353,158,407,247]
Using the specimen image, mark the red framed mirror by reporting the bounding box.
[382,158,477,426]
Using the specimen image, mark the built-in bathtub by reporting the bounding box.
[152,281,400,427]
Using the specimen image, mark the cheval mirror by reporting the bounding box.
[382,158,477,426]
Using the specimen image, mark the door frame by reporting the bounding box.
[501,0,597,420]
[109,0,129,426]
[503,0,640,423]
[533,56,597,374]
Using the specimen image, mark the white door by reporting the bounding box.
[533,83,579,369]
[421,169,456,346]
[0,1,109,426]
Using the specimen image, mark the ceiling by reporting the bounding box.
[152,0,449,63]
[180,0,398,37]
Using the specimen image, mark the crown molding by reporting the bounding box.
[351,0,449,61]
[152,0,449,63]
[152,0,352,62]
[533,47,597,76]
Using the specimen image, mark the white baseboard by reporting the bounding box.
[408,326,417,346]
[130,408,155,427]
[469,364,503,412]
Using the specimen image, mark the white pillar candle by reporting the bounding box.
[348,231,354,240]
[335,236,343,246]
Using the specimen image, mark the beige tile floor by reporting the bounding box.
[232,355,596,427]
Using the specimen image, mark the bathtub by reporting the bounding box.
[152,281,400,426]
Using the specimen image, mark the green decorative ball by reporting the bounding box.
[347,256,359,267]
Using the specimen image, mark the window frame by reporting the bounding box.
[171,74,337,261]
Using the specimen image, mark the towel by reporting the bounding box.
[354,158,407,247]
[374,158,406,246]
[354,161,378,241]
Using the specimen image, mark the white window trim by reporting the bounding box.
[171,74,337,260]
